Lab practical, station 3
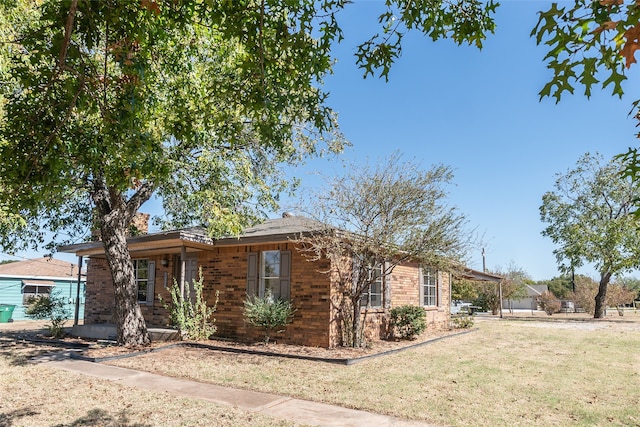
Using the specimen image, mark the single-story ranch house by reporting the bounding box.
[60,214,492,347]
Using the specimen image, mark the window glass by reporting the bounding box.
[134,259,149,302]
[361,264,383,308]
[423,267,437,306]
[261,251,281,299]
[22,285,52,304]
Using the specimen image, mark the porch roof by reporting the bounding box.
[458,268,503,282]
[58,215,324,258]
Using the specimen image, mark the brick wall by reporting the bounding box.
[84,258,115,324]
[356,263,451,343]
[196,243,333,347]
[84,246,451,347]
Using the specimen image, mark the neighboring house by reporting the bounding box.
[503,284,549,311]
[60,214,455,347]
[0,258,85,321]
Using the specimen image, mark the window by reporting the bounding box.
[133,259,155,304]
[247,251,291,300]
[21,281,54,304]
[360,264,383,308]
[261,250,282,299]
[422,267,438,306]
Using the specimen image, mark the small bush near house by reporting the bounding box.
[390,305,426,339]
[451,313,474,329]
[538,291,561,315]
[25,292,69,338]
[243,289,295,345]
[159,267,218,340]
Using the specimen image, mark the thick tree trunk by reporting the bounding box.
[101,214,150,346]
[593,272,612,319]
[93,181,154,347]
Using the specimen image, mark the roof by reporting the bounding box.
[525,284,548,297]
[457,268,503,282]
[0,258,84,280]
[59,215,325,257]
[58,216,489,278]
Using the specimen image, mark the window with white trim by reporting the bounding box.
[21,282,53,304]
[360,264,383,308]
[133,259,149,303]
[422,267,438,307]
[247,251,291,301]
[261,250,281,299]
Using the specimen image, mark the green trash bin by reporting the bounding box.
[0,304,15,323]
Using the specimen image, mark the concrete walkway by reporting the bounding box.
[40,353,434,427]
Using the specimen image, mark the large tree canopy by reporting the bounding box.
[0,0,497,346]
[540,152,640,318]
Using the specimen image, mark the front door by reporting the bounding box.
[184,254,199,302]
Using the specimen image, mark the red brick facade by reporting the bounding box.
[84,242,451,347]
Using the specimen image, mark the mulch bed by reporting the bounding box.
[3,327,475,365]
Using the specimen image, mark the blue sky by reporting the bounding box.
[277,0,640,280]
[8,1,640,281]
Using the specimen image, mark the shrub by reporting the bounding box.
[538,291,561,315]
[25,292,69,338]
[390,305,426,339]
[243,289,295,345]
[159,267,218,340]
[451,313,474,329]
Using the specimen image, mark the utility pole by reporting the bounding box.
[482,248,486,272]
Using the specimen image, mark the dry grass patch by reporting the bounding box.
[0,338,297,427]
[108,319,640,426]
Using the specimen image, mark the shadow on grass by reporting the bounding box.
[0,407,39,427]
[0,333,88,366]
[52,409,151,427]
[0,338,67,366]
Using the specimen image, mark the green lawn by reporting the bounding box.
[110,318,640,426]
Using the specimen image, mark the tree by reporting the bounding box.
[492,263,530,314]
[570,275,600,315]
[473,280,500,315]
[532,1,640,182]
[606,282,636,314]
[298,154,473,347]
[540,152,640,318]
[0,1,497,346]
[616,276,640,301]
[451,277,479,302]
[539,275,573,299]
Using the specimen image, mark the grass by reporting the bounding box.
[108,318,640,426]
[0,338,296,427]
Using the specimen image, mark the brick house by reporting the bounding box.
[60,214,454,347]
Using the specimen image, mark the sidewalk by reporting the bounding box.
[42,354,434,427]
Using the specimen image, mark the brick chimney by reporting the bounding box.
[128,212,150,236]
[91,212,150,241]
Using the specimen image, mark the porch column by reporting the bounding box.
[74,255,83,326]
[180,246,186,299]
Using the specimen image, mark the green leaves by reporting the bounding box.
[532,1,637,101]
[356,0,498,80]
[540,152,640,277]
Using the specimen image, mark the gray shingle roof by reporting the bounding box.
[0,258,82,279]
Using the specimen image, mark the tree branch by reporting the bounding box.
[58,0,79,68]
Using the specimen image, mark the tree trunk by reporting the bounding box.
[92,180,154,347]
[351,298,362,348]
[101,216,150,346]
[593,272,612,319]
